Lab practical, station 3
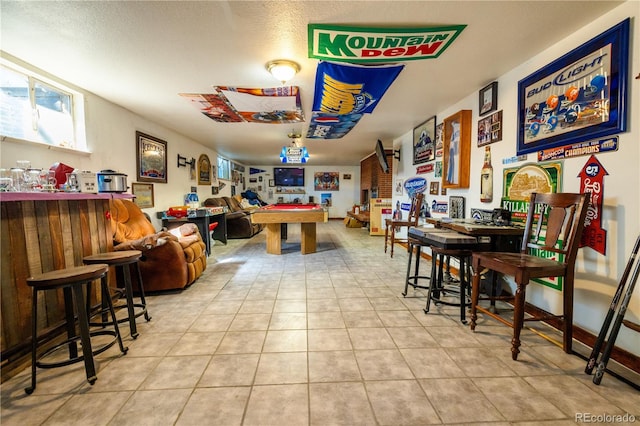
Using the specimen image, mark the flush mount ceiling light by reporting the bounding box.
[288,130,302,147]
[266,59,300,84]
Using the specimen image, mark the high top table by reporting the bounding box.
[425,217,524,252]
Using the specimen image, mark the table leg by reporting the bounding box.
[265,223,282,254]
[300,223,317,254]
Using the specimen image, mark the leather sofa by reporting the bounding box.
[109,199,207,292]
[203,196,263,239]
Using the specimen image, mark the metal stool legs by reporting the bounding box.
[84,251,151,340]
[425,249,472,323]
[403,239,431,296]
[25,267,128,395]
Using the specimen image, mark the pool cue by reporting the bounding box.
[593,244,640,385]
[585,234,640,375]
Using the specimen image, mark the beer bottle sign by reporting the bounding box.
[480,146,493,202]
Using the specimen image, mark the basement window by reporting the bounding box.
[0,59,86,151]
[217,156,230,180]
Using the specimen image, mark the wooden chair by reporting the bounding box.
[384,192,424,257]
[469,192,590,360]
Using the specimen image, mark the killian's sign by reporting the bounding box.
[308,24,466,63]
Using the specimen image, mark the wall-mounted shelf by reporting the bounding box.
[276,190,305,194]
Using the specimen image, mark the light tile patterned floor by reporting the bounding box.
[1,220,638,425]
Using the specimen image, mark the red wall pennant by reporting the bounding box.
[578,155,607,255]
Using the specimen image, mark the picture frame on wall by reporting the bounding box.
[197,154,211,185]
[314,172,339,191]
[395,178,403,195]
[479,81,498,116]
[413,116,436,164]
[449,196,465,219]
[429,181,439,195]
[516,19,629,156]
[131,183,154,208]
[478,110,503,146]
[435,122,444,157]
[442,110,471,189]
[136,131,167,183]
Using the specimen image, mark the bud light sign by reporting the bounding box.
[403,176,427,197]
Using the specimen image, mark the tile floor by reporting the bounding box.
[1,220,638,425]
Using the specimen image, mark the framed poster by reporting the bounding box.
[131,183,154,208]
[517,19,629,155]
[314,172,339,191]
[413,116,436,164]
[197,154,211,185]
[136,131,167,183]
[429,181,439,195]
[449,196,465,218]
[442,110,471,189]
[479,81,498,115]
[478,110,503,146]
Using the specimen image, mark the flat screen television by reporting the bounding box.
[274,167,305,186]
[375,139,390,173]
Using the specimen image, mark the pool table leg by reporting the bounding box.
[265,223,282,254]
[301,223,317,254]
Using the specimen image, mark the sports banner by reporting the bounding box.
[312,61,404,114]
[180,86,304,124]
[306,112,363,139]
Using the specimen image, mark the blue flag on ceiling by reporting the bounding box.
[306,112,362,139]
[311,61,404,115]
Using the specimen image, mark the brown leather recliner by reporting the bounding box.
[109,199,207,292]
[203,196,263,238]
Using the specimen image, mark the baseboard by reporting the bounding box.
[408,243,640,382]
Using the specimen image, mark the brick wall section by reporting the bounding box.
[360,151,393,204]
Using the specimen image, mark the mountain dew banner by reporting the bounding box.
[308,24,466,63]
[312,61,404,115]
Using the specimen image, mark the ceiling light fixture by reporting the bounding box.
[288,130,302,147]
[266,59,300,84]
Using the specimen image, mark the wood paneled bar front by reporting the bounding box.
[0,192,132,381]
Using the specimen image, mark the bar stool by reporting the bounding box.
[25,264,128,395]
[83,250,151,339]
[402,237,431,296]
[426,246,473,323]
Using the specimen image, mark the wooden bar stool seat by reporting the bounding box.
[25,264,128,395]
[83,250,151,340]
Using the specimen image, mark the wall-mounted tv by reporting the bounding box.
[375,139,390,173]
[274,167,305,186]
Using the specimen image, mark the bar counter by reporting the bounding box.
[1,192,132,378]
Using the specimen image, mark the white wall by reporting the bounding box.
[248,164,360,218]
[392,2,639,354]
[1,83,225,231]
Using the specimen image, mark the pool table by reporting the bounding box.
[251,203,328,254]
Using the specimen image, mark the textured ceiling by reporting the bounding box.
[0,1,623,165]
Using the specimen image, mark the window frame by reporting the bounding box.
[0,56,87,153]
[217,156,230,180]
